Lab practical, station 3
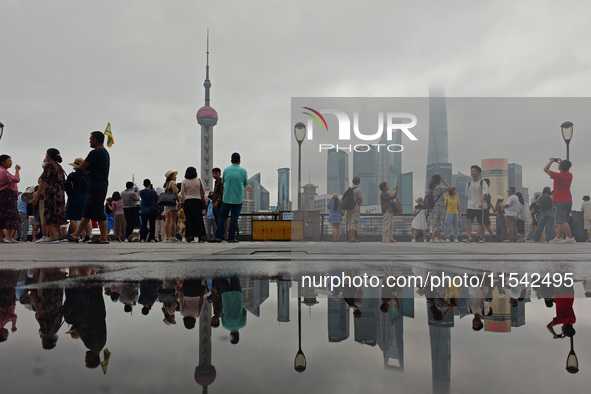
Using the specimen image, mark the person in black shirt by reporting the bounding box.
[63,131,110,243]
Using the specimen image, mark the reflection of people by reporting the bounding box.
[63,285,107,368]
[0,270,19,343]
[466,286,493,331]
[180,279,206,329]
[546,285,576,339]
[213,276,246,343]
[30,268,67,349]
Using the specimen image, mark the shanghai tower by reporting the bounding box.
[425,90,452,191]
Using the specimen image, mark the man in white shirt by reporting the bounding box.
[503,187,519,242]
[464,165,488,243]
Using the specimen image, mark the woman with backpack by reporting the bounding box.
[426,175,451,243]
[411,197,428,242]
[327,193,343,241]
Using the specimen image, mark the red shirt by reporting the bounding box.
[549,171,572,203]
[552,295,576,326]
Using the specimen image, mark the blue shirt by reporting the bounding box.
[139,189,159,215]
[327,199,342,223]
[17,194,28,214]
[222,164,248,205]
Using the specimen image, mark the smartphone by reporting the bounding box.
[553,158,560,162]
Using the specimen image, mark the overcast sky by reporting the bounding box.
[2,0,591,206]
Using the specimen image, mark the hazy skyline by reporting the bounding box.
[2,1,591,205]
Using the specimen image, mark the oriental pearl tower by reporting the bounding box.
[196,31,218,193]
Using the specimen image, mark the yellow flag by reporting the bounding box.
[100,348,111,375]
[104,123,114,148]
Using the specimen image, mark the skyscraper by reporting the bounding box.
[248,173,270,211]
[353,149,379,206]
[326,149,349,195]
[508,163,523,194]
[196,32,218,193]
[400,172,413,214]
[426,93,452,191]
[454,171,472,215]
[277,168,291,211]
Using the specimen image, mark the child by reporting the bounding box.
[411,197,428,242]
[444,187,461,242]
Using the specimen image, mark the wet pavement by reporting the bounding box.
[1,242,590,393]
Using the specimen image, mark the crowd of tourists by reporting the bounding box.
[0,131,248,244]
[328,159,590,244]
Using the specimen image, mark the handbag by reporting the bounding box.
[158,191,177,206]
[391,200,403,215]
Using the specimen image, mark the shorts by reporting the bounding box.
[483,210,491,226]
[466,209,484,224]
[347,210,360,231]
[585,219,591,230]
[82,189,107,222]
[554,201,572,224]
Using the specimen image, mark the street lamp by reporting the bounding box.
[560,121,573,161]
[294,122,306,210]
[294,296,306,373]
[0,122,4,141]
[566,336,579,374]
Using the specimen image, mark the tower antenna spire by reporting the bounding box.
[204,29,211,106]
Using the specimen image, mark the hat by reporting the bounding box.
[497,195,504,200]
[231,152,241,162]
[69,158,84,168]
[165,170,178,179]
[416,197,424,203]
[332,193,339,198]
[21,186,36,203]
[543,186,552,194]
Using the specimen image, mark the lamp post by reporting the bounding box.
[566,336,579,374]
[0,122,4,142]
[294,294,306,373]
[560,121,573,161]
[294,122,306,211]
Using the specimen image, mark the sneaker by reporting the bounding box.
[454,239,459,243]
[559,237,576,244]
[35,237,49,243]
[442,238,450,243]
[502,239,514,243]
[479,238,485,243]
[462,238,472,243]
[227,239,239,243]
[423,239,428,243]
[411,239,416,243]
[39,238,59,244]
[548,237,563,244]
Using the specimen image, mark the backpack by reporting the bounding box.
[341,186,358,210]
[424,189,440,210]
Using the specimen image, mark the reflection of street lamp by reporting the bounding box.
[560,121,573,161]
[0,122,4,141]
[566,336,579,374]
[294,296,306,372]
[294,122,306,210]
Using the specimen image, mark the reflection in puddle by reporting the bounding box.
[0,267,588,393]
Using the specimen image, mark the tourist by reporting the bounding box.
[327,193,343,242]
[0,154,21,243]
[411,197,428,242]
[180,166,206,243]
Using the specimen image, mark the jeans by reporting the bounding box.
[444,213,459,240]
[532,210,555,242]
[215,202,242,240]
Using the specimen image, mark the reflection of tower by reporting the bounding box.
[194,302,216,393]
[327,298,349,342]
[426,92,452,191]
[240,278,269,317]
[196,32,218,193]
[377,301,404,370]
[277,281,291,322]
[429,325,451,394]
